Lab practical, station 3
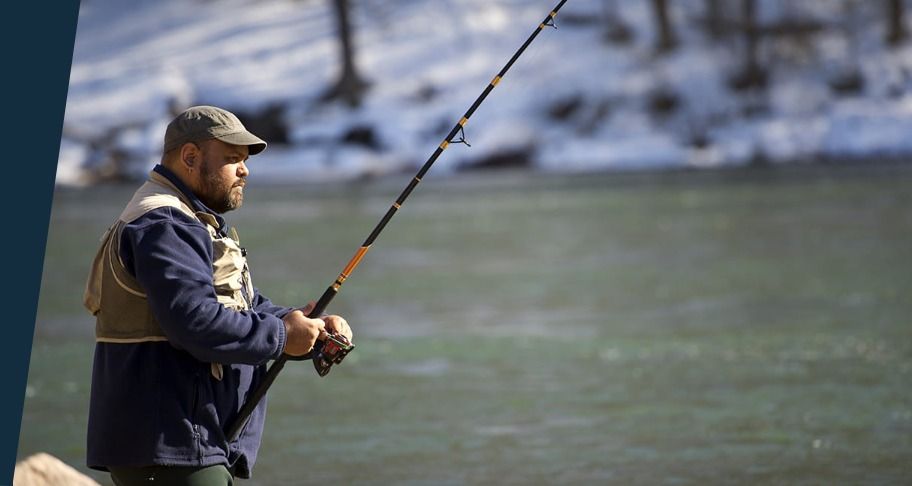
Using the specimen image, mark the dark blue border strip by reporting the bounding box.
[0,2,81,483]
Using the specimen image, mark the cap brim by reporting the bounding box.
[215,131,268,155]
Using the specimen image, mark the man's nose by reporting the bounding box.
[238,160,250,178]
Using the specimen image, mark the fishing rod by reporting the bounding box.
[227,0,568,442]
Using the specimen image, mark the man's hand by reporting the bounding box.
[296,301,353,343]
[282,310,325,357]
[321,314,352,342]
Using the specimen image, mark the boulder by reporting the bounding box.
[13,453,99,486]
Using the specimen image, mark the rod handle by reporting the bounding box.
[225,356,288,442]
[285,285,339,362]
[226,285,340,440]
[308,285,338,319]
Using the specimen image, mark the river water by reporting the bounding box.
[18,166,912,484]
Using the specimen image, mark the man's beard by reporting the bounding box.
[199,162,244,214]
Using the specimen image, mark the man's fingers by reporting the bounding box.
[323,315,353,341]
[324,316,343,331]
[313,329,325,342]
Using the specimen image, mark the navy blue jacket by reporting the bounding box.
[87,165,291,478]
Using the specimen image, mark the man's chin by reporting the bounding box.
[208,196,242,214]
[231,189,244,208]
[224,201,242,213]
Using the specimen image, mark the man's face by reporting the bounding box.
[195,140,250,214]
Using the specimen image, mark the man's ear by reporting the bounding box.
[179,142,201,170]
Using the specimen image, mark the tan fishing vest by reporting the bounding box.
[84,171,255,379]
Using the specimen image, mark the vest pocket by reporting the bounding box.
[211,236,250,310]
[83,226,113,315]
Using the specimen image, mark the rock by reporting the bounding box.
[341,124,382,151]
[233,104,290,145]
[465,146,536,170]
[13,453,100,486]
[547,94,584,121]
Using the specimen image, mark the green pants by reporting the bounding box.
[109,465,234,486]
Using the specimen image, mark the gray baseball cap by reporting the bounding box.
[163,105,267,155]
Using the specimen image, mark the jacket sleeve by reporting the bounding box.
[251,289,294,319]
[120,207,286,365]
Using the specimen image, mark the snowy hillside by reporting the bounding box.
[58,0,912,185]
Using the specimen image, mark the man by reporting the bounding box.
[84,106,352,485]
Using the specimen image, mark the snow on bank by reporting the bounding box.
[58,0,912,185]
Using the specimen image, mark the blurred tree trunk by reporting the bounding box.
[886,0,907,46]
[322,0,370,107]
[730,0,766,90]
[704,0,724,39]
[651,0,677,53]
[601,0,634,44]
[744,0,759,76]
